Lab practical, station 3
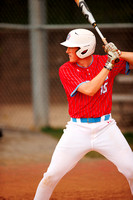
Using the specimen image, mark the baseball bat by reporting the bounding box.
[74,0,108,45]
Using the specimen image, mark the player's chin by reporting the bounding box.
[69,58,78,63]
[70,61,76,63]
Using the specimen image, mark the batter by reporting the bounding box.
[34,29,133,200]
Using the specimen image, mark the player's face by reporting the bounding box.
[66,47,79,63]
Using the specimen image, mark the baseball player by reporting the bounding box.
[34,29,133,200]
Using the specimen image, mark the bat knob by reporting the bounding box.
[115,58,119,63]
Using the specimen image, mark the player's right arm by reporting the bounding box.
[77,67,110,96]
[78,51,119,96]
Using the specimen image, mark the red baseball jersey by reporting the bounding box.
[59,55,129,118]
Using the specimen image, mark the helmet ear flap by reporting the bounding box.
[76,45,95,59]
[76,48,87,59]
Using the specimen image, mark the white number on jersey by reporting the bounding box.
[101,82,108,95]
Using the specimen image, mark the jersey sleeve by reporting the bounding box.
[59,63,87,97]
[112,59,130,76]
[99,55,130,76]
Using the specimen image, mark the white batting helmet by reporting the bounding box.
[60,29,96,59]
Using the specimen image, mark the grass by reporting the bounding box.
[124,132,133,144]
[41,127,133,158]
[41,126,63,139]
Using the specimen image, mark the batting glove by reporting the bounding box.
[104,51,120,71]
[104,42,121,56]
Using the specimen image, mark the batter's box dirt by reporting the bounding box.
[0,130,132,200]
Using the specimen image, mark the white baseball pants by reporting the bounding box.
[34,118,133,200]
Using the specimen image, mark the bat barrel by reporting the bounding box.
[79,1,96,25]
[74,0,108,45]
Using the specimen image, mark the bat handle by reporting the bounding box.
[102,38,108,45]
[94,25,108,45]
[94,25,119,63]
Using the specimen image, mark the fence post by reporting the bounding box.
[28,0,49,128]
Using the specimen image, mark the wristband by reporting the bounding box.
[104,66,112,71]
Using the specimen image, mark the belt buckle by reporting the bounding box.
[87,118,90,123]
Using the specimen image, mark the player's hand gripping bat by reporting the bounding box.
[74,0,120,62]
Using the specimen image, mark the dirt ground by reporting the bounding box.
[0,130,133,200]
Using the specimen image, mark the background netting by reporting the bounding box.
[0,0,133,130]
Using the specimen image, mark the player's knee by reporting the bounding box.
[41,172,60,187]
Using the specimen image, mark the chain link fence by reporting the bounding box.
[0,0,133,131]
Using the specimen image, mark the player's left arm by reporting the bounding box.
[104,43,133,69]
[120,51,133,69]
